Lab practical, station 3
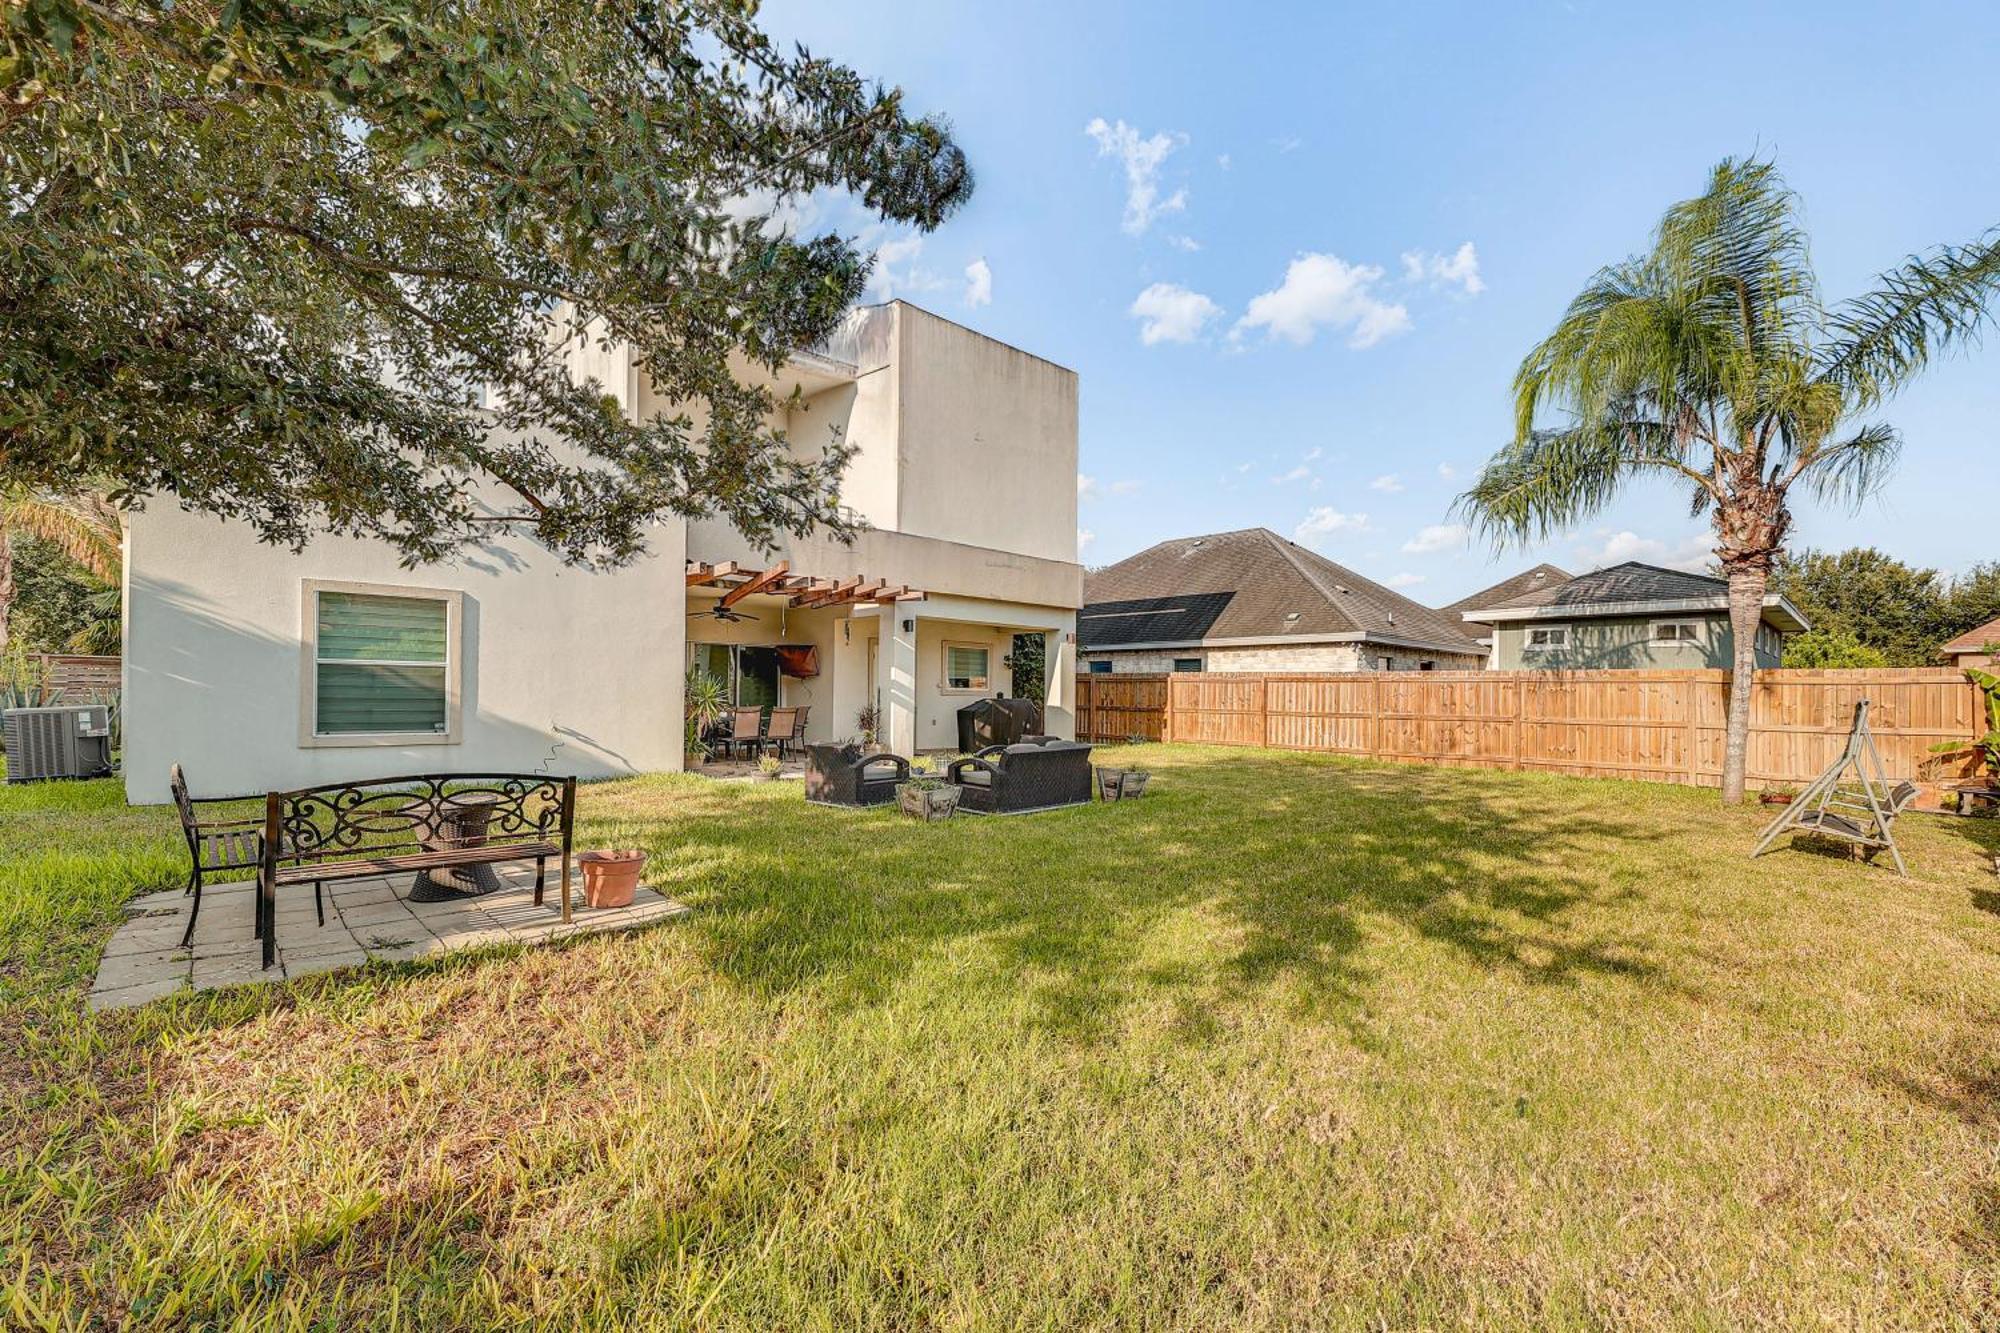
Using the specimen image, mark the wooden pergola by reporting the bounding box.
[685,560,926,610]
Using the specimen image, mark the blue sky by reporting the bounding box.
[759,0,1998,604]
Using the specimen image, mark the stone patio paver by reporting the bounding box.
[87,862,689,1009]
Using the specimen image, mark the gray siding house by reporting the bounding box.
[1459,562,1809,670]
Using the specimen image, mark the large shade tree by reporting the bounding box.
[1,0,970,567]
[1460,159,2000,802]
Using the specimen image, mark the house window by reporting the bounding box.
[1652,620,1702,644]
[1088,660,1112,674]
[1172,657,1202,673]
[1524,625,1570,653]
[1418,660,1436,671]
[942,641,991,692]
[304,582,461,744]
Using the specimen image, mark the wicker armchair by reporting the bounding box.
[805,744,910,807]
[946,740,1094,815]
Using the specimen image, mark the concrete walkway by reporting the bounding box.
[89,864,689,1011]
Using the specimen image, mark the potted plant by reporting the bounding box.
[857,703,883,754]
[1758,783,1799,806]
[578,849,646,908]
[898,774,960,822]
[752,754,783,783]
[684,667,728,767]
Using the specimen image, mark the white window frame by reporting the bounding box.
[940,639,992,694]
[1651,619,1703,645]
[1522,624,1571,654]
[300,579,463,747]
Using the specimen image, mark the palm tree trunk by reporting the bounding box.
[1721,565,1769,804]
[0,529,13,659]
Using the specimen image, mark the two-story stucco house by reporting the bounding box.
[1460,561,1809,670]
[121,302,1081,803]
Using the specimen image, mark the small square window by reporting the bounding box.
[1653,621,1702,643]
[1172,657,1202,673]
[1525,625,1570,651]
[943,641,991,692]
[1087,660,1112,674]
[304,582,461,745]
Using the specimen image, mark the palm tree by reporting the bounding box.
[0,487,121,656]
[1460,158,2000,803]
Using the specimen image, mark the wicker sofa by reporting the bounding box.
[945,740,1095,815]
[805,744,911,807]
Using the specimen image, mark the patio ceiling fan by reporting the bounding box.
[692,603,760,623]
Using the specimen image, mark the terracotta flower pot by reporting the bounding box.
[579,849,646,909]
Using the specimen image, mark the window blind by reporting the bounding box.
[315,592,448,734]
[945,644,989,689]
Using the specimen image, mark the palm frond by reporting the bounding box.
[1817,230,2000,410]
[1792,421,1901,510]
[0,489,121,581]
[1457,423,1682,544]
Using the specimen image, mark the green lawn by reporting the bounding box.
[3,747,1998,1329]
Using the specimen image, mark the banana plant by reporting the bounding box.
[1932,666,2000,787]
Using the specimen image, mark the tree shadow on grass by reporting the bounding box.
[661,749,1685,1043]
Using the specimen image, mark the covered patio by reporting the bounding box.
[685,559,1075,755]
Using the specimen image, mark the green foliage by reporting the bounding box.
[682,667,728,758]
[1,0,971,568]
[1008,631,1047,703]
[5,536,100,654]
[1781,629,1889,669]
[1966,666,2000,780]
[1774,548,2000,664]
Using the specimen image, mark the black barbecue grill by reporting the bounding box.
[956,696,1043,753]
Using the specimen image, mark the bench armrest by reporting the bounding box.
[947,756,997,783]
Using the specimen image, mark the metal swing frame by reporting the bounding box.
[1752,698,1919,877]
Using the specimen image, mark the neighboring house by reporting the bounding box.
[1939,616,2000,670]
[1077,528,1485,674]
[122,302,1082,802]
[1439,563,1570,665]
[1459,561,1809,670]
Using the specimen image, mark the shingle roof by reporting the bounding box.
[1443,564,1571,630]
[1079,528,1482,652]
[1482,561,1727,612]
[1940,615,2000,656]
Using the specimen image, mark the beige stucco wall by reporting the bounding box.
[124,498,688,804]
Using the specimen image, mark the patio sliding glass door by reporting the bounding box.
[688,642,780,708]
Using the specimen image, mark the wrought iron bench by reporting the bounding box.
[171,763,280,951]
[804,744,909,807]
[946,740,1095,815]
[254,774,576,969]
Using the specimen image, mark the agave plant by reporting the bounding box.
[683,667,729,760]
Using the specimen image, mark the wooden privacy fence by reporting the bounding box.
[33,654,119,701]
[1075,669,1984,801]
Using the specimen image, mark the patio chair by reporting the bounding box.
[169,763,315,950]
[766,707,798,759]
[720,705,768,759]
[946,740,1095,815]
[783,706,811,756]
[805,743,910,807]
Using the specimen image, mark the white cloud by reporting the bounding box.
[962,257,992,308]
[1574,529,1712,573]
[1077,528,1096,553]
[1303,446,1324,462]
[1233,253,1412,349]
[1078,474,1140,503]
[1216,153,1232,170]
[1166,234,1202,252]
[1294,508,1371,546]
[1437,461,1458,481]
[1235,462,1252,474]
[1401,241,1485,296]
[1368,473,1404,493]
[1272,135,1304,154]
[864,231,949,300]
[1385,572,1426,589]
[1128,282,1222,345]
[1402,522,1471,554]
[1272,465,1313,485]
[1084,117,1189,235]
